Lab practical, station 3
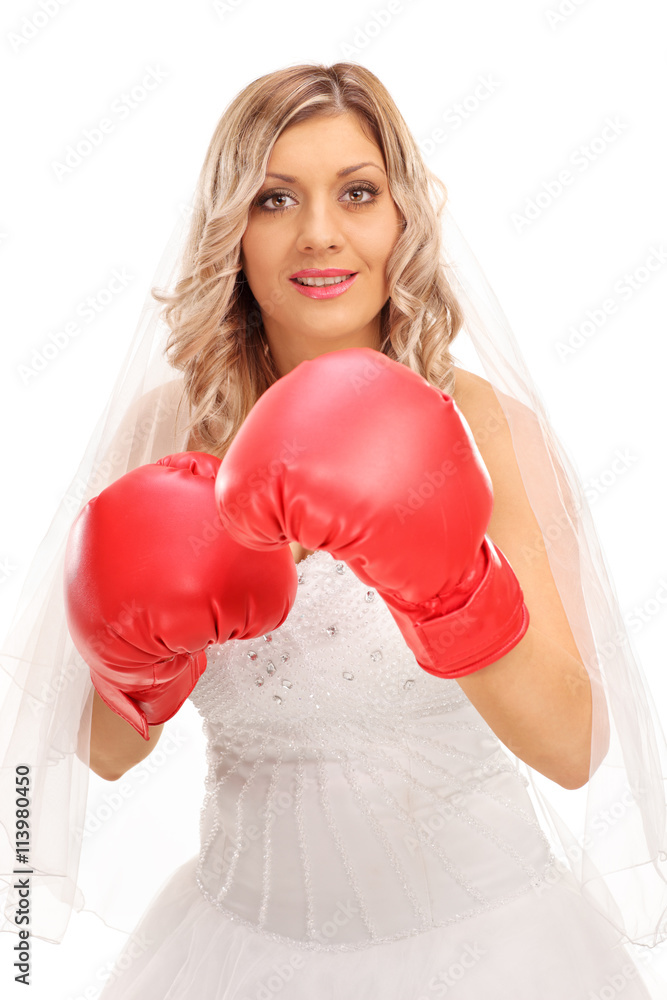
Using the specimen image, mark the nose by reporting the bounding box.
[294,197,345,254]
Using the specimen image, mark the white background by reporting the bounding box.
[1,0,666,997]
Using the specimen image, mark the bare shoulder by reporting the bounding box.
[448,363,485,405]
[447,363,528,512]
[449,363,493,409]
[448,364,511,446]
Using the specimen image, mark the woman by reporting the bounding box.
[2,63,666,998]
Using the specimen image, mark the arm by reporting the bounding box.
[457,623,593,789]
[89,690,164,781]
[451,368,609,790]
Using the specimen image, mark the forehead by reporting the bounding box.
[266,114,382,171]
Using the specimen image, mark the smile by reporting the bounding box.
[289,273,358,299]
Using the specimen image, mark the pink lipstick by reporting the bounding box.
[289,269,359,300]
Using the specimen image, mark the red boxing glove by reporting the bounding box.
[64,451,298,739]
[214,349,529,679]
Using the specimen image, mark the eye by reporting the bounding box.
[341,184,380,206]
[254,191,297,213]
[253,182,382,215]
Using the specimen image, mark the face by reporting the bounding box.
[240,112,404,377]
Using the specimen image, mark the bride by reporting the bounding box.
[2,62,666,999]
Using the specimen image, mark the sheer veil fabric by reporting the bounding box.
[1,191,666,981]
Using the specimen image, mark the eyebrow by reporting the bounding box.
[264,161,386,183]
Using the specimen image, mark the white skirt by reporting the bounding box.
[97,854,654,1000]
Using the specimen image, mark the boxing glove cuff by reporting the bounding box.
[383,537,530,679]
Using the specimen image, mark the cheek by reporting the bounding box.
[368,217,400,265]
[243,229,281,279]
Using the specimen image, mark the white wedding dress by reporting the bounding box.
[97,549,653,999]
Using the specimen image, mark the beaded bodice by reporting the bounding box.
[188,550,559,952]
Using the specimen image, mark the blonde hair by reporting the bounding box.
[152,62,464,459]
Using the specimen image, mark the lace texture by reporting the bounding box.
[188,550,561,952]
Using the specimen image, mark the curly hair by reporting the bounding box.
[152,62,465,459]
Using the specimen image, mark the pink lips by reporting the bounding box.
[290,272,358,299]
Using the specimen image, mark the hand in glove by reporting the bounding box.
[64,451,298,739]
[213,349,528,679]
